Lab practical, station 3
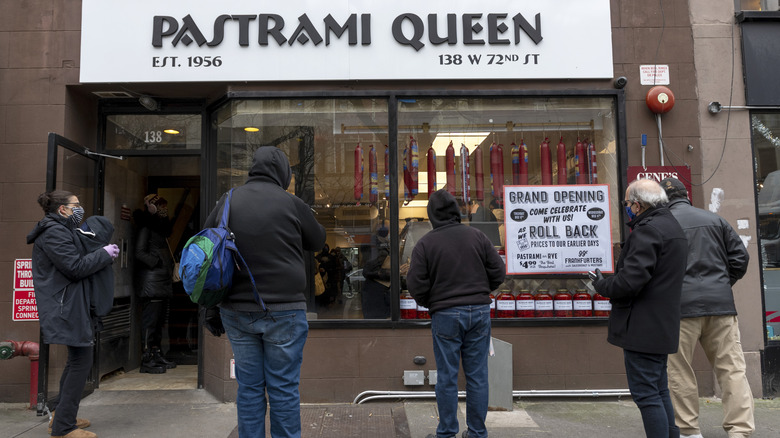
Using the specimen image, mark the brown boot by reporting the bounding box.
[51,428,97,438]
[48,411,91,433]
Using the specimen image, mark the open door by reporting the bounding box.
[37,133,106,415]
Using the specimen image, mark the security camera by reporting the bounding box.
[614,76,628,89]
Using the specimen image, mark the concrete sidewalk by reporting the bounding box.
[4,389,780,437]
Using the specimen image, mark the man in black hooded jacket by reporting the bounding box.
[407,189,505,438]
[203,146,325,438]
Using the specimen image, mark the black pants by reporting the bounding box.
[50,345,93,436]
[141,297,168,350]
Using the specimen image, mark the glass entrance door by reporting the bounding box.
[38,134,102,415]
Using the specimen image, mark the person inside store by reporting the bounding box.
[134,194,177,373]
[468,198,501,246]
[28,190,119,438]
[362,224,392,318]
[590,178,688,438]
[314,243,339,309]
[660,177,754,438]
[201,146,326,438]
[407,189,506,438]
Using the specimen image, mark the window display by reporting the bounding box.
[214,94,621,321]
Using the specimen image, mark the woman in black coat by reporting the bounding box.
[134,195,176,372]
[27,190,118,438]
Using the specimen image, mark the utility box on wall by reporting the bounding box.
[488,337,513,411]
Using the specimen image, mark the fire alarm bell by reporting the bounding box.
[645,86,675,114]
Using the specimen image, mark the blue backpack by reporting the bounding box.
[178,189,265,309]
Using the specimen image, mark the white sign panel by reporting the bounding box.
[503,185,614,275]
[639,65,670,85]
[80,0,613,83]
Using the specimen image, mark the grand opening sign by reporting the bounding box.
[13,259,38,321]
[504,185,614,275]
[80,0,613,83]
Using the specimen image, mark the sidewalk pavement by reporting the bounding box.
[4,389,780,437]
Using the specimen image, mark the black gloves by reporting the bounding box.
[588,268,604,283]
[203,307,225,337]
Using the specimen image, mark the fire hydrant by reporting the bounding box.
[1,340,39,409]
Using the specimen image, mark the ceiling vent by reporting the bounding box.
[92,91,134,98]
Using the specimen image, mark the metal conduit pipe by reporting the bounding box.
[353,389,631,404]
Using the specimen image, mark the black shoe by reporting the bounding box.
[140,361,166,374]
[151,348,177,369]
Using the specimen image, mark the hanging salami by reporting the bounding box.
[575,138,587,184]
[409,136,419,197]
[446,141,456,196]
[474,145,484,201]
[540,137,552,185]
[369,145,378,204]
[403,144,412,200]
[460,144,470,204]
[556,137,567,185]
[495,143,504,204]
[384,145,390,198]
[588,141,598,184]
[511,142,520,185]
[519,139,529,185]
[427,147,437,196]
[354,143,363,201]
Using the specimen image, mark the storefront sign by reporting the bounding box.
[12,259,38,321]
[503,185,614,275]
[627,166,692,201]
[81,0,613,83]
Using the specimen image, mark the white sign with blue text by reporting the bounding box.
[504,185,614,275]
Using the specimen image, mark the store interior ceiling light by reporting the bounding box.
[430,132,490,156]
[244,127,260,132]
[163,129,180,135]
[138,95,159,111]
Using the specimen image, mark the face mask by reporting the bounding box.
[625,204,636,220]
[69,206,85,226]
[156,207,168,218]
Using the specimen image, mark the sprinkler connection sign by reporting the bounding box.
[503,185,614,275]
[13,259,38,321]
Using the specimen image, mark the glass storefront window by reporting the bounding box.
[214,98,393,320]
[106,114,201,150]
[213,94,621,322]
[753,112,780,340]
[397,96,621,319]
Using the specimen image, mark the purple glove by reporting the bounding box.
[103,244,120,259]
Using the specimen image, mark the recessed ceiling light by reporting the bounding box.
[244,127,260,132]
[164,129,180,134]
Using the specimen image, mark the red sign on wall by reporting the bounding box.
[627,166,693,201]
[13,259,37,321]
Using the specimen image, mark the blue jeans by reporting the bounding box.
[431,304,491,438]
[623,349,680,438]
[220,308,309,438]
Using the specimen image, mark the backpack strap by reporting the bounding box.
[221,189,267,313]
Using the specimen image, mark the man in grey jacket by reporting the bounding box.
[660,178,753,438]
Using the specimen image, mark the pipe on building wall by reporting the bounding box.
[353,388,631,404]
[1,340,40,409]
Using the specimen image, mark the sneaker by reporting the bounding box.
[681,434,704,438]
[51,428,97,438]
[48,412,90,434]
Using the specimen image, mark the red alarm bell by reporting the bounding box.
[645,86,675,114]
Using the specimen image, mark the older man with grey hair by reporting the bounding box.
[591,178,688,438]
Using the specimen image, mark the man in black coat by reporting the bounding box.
[407,189,505,438]
[591,178,688,438]
[203,146,325,438]
[660,178,753,438]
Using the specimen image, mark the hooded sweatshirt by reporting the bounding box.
[77,216,116,318]
[204,146,326,312]
[406,189,506,314]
